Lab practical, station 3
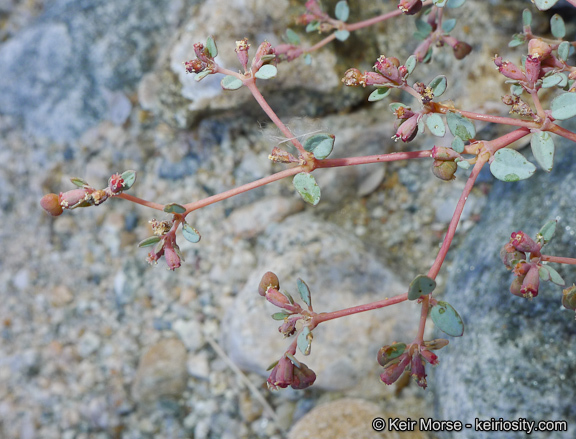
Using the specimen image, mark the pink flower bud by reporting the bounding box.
[374,56,402,84]
[520,265,540,298]
[500,243,526,269]
[185,59,207,74]
[419,348,439,366]
[235,38,250,71]
[393,114,419,142]
[410,354,427,388]
[528,38,552,60]
[363,71,389,87]
[494,57,526,82]
[163,238,182,271]
[59,188,90,209]
[278,316,299,337]
[509,231,540,254]
[432,145,459,161]
[510,275,526,298]
[525,55,541,87]
[251,41,274,71]
[267,355,316,390]
[273,44,303,62]
[398,0,423,15]
[305,0,327,18]
[380,353,411,385]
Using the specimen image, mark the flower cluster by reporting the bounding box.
[501,226,566,300]
[139,220,184,271]
[267,353,316,390]
[40,172,135,217]
[184,42,217,76]
[378,340,447,389]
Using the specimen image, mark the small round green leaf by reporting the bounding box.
[428,75,447,98]
[334,1,349,22]
[442,18,457,33]
[138,236,162,248]
[304,53,312,65]
[456,159,470,170]
[368,87,391,102]
[541,73,564,89]
[408,275,437,300]
[508,34,526,48]
[530,130,555,172]
[297,278,312,308]
[433,0,448,7]
[293,173,321,205]
[426,114,446,137]
[510,84,523,96]
[551,92,576,120]
[121,170,137,190]
[334,30,350,41]
[404,55,417,76]
[522,9,532,27]
[306,21,320,33]
[430,301,464,337]
[550,14,565,39]
[194,70,211,82]
[182,223,201,243]
[533,0,560,10]
[70,177,89,188]
[446,112,475,141]
[255,65,277,80]
[537,220,557,245]
[285,28,300,45]
[297,326,312,355]
[446,0,466,7]
[558,41,570,62]
[271,311,291,321]
[451,136,465,153]
[221,75,243,90]
[164,203,187,214]
[545,265,565,286]
[303,133,335,159]
[206,36,218,58]
[490,148,536,182]
[415,19,433,35]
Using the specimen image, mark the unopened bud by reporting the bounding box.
[562,285,576,311]
[528,38,552,60]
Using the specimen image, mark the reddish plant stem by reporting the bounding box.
[427,154,488,280]
[244,80,307,155]
[304,33,337,54]
[541,255,576,265]
[183,165,304,214]
[483,127,531,155]
[529,90,546,121]
[432,104,540,129]
[316,150,432,168]
[116,193,165,211]
[566,0,576,7]
[548,123,576,143]
[414,295,429,344]
[311,293,408,326]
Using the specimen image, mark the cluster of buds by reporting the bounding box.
[297,0,331,30]
[378,339,447,389]
[258,272,309,337]
[40,171,135,217]
[501,231,543,299]
[139,219,183,271]
[342,55,409,89]
[267,353,316,390]
[410,7,472,62]
[184,42,216,75]
[494,39,559,92]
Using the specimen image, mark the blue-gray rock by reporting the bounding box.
[0,0,197,141]
[433,120,576,439]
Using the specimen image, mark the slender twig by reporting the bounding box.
[116,193,165,211]
[316,150,432,168]
[541,255,576,265]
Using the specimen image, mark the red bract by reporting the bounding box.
[520,264,540,298]
[494,57,526,82]
[380,353,411,385]
[524,55,541,88]
[393,114,419,142]
[108,173,124,194]
[510,231,540,254]
[374,56,402,85]
[235,38,250,71]
[411,354,427,389]
[398,0,423,15]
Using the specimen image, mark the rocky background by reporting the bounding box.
[1,0,574,438]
